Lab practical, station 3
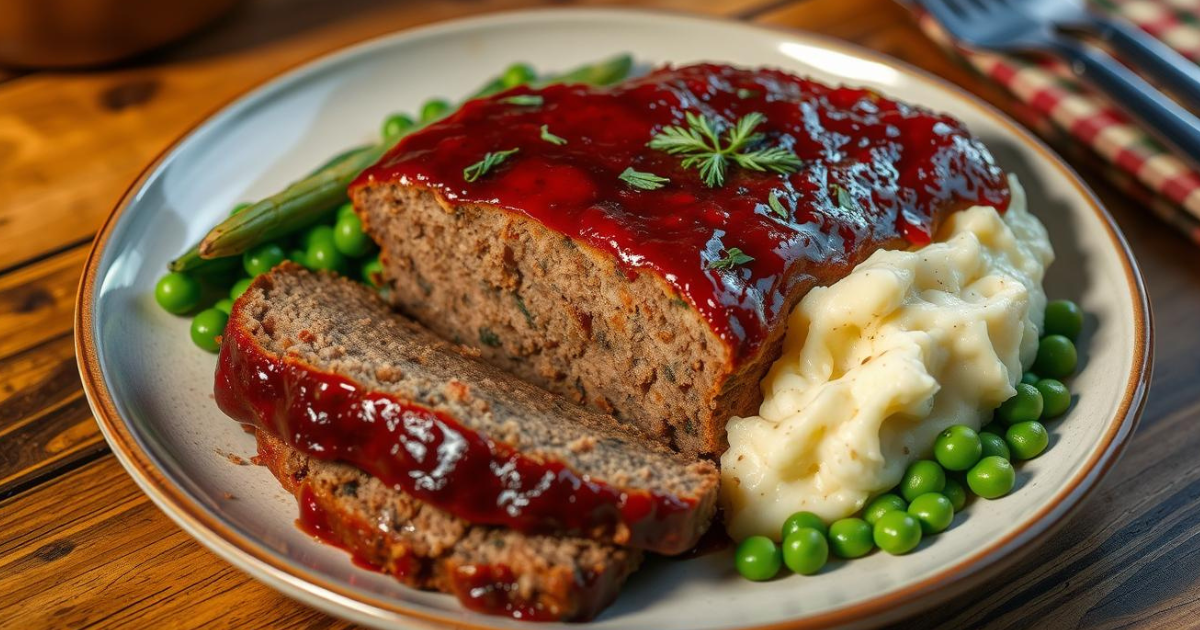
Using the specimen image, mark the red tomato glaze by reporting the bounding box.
[353,63,1010,359]
[216,319,700,554]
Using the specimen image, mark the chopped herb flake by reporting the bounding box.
[540,124,567,145]
[619,167,670,190]
[463,148,519,182]
[834,183,857,210]
[767,191,788,218]
[709,247,755,270]
[479,327,502,347]
[501,94,544,106]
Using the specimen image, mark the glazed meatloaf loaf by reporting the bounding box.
[254,431,640,621]
[216,264,718,555]
[350,63,1011,456]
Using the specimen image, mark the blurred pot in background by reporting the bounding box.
[0,0,240,68]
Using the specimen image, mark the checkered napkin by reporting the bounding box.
[913,0,1200,243]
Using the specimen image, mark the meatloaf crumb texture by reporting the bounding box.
[253,430,641,622]
[350,64,1011,457]
[355,188,762,456]
[217,264,719,554]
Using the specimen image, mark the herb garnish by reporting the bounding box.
[540,124,567,146]
[832,183,857,210]
[501,94,544,106]
[767,191,788,218]
[463,148,519,182]
[619,167,670,191]
[647,112,803,188]
[709,247,755,270]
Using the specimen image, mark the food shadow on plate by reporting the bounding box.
[987,135,1097,369]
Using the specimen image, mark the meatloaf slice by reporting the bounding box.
[254,430,640,622]
[216,263,718,555]
[350,63,1011,457]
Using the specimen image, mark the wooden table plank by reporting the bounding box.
[0,333,103,499]
[0,456,350,629]
[0,0,779,274]
[0,245,86,360]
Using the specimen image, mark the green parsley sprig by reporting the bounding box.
[648,112,803,188]
[463,148,519,183]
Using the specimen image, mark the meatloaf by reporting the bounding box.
[350,63,1011,457]
[254,430,640,621]
[216,263,719,555]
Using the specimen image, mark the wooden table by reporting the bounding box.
[1,0,1197,627]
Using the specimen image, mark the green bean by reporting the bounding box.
[167,55,635,272]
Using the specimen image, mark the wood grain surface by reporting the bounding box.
[0,0,1195,627]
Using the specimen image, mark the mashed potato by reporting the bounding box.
[721,177,1054,541]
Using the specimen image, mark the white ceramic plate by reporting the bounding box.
[77,8,1152,630]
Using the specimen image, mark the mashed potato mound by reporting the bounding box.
[721,177,1054,541]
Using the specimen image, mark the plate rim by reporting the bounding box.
[74,7,1154,630]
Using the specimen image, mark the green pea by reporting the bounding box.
[307,238,346,272]
[900,460,946,502]
[997,383,1043,425]
[243,242,287,277]
[735,536,781,581]
[154,272,202,315]
[213,298,234,315]
[502,62,537,87]
[782,528,828,576]
[907,493,954,535]
[334,213,374,258]
[1044,299,1083,340]
[337,202,357,222]
[1021,371,1040,386]
[781,511,827,539]
[381,113,415,139]
[863,493,907,526]
[230,277,254,300]
[1035,378,1071,418]
[873,511,922,555]
[230,202,251,216]
[362,256,384,287]
[288,249,309,267]
[420,99,451,123]
[943,477,967,511]
[1034,334,1078,379]
[934,425,983,471]
[190,308,229,353]
[302,224,336,249]
[967,456,1015,499]
[1006,421,1049,460]
[828,518,874,559]
[979,431,1011,460]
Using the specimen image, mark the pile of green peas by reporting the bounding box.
[735,299,1083,581]
[151,80,495,352]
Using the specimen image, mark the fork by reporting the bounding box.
[1021,0,1200,107]
[917,0,1200,167]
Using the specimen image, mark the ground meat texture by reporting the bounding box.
[349,64,1010,457]
[253,431,641,622]
[216,264,719,555]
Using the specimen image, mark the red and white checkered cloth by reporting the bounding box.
[913,0,1200,243]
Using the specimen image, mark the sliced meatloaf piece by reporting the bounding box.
[254,430,640,622]
[350,62,1011,457]
[216,263,719,555]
